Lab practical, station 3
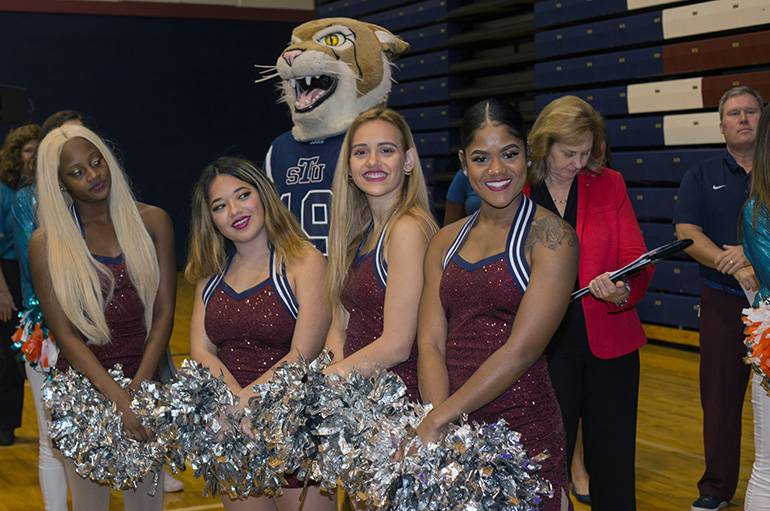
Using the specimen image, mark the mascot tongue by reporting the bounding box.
[294,75,337,111]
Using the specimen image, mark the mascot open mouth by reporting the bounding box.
[290,74,338,112]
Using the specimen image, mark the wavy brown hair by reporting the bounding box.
[0,124,41,188]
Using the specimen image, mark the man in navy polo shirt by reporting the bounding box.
[674,86,763,511]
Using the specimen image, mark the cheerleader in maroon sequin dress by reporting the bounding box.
[186,157,334,511]
[323,108,437,402]
[417,100,579,511]
[203,251,298,389]
[440,200,569,508]
[339,222,421,401]
[55,253,149,380]
[30,125,176,511]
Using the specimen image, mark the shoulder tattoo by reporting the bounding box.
[526,215,579,253]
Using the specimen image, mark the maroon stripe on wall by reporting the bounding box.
[702,70,770,108]
[663,30,770,75]
[0,0,314,22]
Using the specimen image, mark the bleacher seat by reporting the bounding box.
[627,187,678,221]
[398,23,454,53]
[614,148,724,184]
[636,291,700,329]
[649,259,702,295]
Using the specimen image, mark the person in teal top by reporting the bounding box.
[12,185,36,309]
[0,123,39,446]
[741,104,770,511]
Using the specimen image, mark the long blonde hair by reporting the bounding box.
[36,125,160,346]
[184,157,312,283]
[324,107,437,313]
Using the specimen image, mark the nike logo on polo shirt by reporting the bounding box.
[713,184,727,190]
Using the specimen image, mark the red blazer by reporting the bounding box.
[527,168,653,359]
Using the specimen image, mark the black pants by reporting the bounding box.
[548,345,640,511]
[697,285,751,501]
[0,258,23,431]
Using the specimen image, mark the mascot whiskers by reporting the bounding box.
[259,18,409,254]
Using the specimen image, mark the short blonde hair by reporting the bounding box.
[529,95,606,185]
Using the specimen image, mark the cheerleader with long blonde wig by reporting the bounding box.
[323,107,437,402]
[29,125,176,511]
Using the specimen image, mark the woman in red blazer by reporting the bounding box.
[526,96,653,511]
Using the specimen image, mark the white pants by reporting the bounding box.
[746,372,770,510]
[64,459,165,511]
[26,363,69,511]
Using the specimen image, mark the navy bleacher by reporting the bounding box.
[614,149,723,185]
[535,46,665,89]
[636,292,700,330]
[398,104,459,131]
[606,116,665,148]
[414,131,458,157]
[649,260,703,296]
[318,0,415,18]
[627,187,677,221]
[639,222,677,253]
[536,86,629,116]
[389,76,455,107]
[361,0,457,32]
[536,10,663,58]
[534,0,627,28]
[393,50,456,81]
[397,23,454,53]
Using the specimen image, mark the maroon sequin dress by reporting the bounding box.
[203,254,303,488]
[340,224,419,402]
[55,255,148,379]
[439,198,571,510]
[204,277,296,389]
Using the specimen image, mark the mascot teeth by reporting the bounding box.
[292,75,338,113]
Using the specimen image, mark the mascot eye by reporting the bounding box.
[322,32,346,46]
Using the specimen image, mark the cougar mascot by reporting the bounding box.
[262,18,409,254]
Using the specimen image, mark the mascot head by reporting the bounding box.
[272,18,409,142]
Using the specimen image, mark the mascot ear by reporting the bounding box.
[365,23,410,60]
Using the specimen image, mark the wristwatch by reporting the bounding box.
[616,279,631,307]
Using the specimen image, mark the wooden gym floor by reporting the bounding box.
[0,276,755,510]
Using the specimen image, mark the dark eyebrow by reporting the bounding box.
[209,186,250,206]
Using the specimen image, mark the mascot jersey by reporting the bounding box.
[264,131,346,256]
